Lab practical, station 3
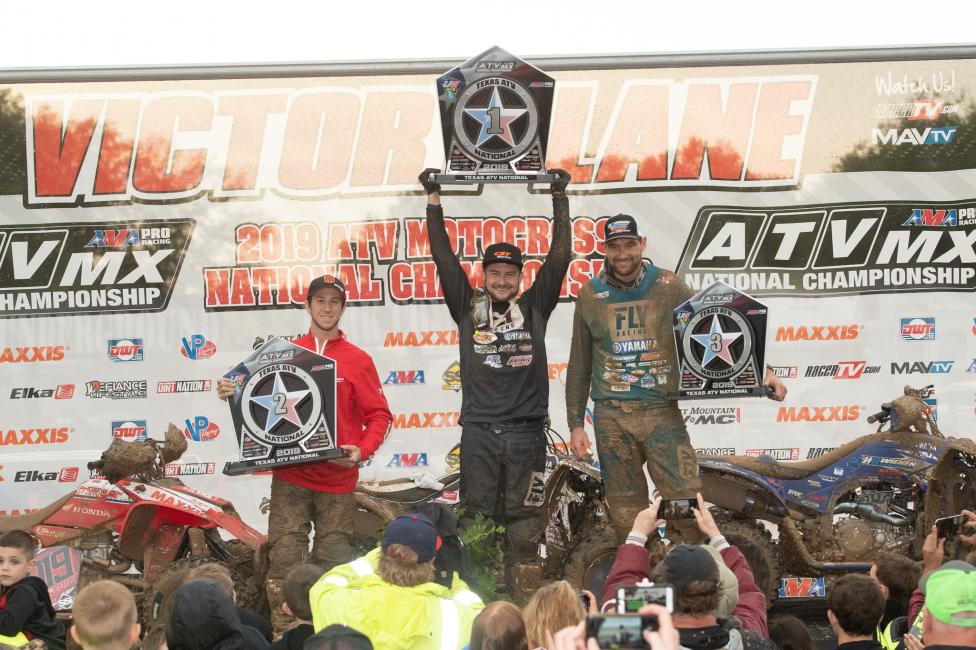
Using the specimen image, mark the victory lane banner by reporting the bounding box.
[223,337,341,475]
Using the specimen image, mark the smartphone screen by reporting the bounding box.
[660,498,696,520]
[936,514,966,539]
[616,584,674,614]
[586,614,659,648]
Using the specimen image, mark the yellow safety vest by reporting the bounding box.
[0,631,30,646]
[310,549,485,650]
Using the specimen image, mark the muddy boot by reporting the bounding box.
[265,578,295,640]
[506,562,543,606]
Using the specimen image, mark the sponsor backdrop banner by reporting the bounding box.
[2,56,974,530]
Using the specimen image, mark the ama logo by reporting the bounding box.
[386,453,429,468]
[180,334,217,360]
[111,420,147,441]
[184,416,220,442]
[85,229,140,247]
[903,209,957,227]
[384,370,425,386]
[108,338,144,362]
[779,577,826,598]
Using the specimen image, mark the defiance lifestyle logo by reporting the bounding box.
[0,220,195,318]
[676,200,976,297]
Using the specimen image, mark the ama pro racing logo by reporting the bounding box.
[0,220,194,318]
[676,200,976,297]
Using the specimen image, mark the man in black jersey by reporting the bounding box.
[418,168,571,574]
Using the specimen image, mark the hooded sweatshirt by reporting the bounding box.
[0,575,67,650]
[166,579,268,650]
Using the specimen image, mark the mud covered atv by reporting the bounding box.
[0,424,268,627]
[354,425,617,597]
[697,385,976,604]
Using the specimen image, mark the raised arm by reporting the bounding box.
[419,169,473,324]
[528,168,572,317]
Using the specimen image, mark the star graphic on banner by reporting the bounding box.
[463,87,527,148]
[249,372,310,432]
[691,315,742,367]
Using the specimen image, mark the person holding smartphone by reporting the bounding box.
[602,495,774,647]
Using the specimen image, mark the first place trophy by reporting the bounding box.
[432,45,556,185]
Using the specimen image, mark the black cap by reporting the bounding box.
[654,544,720,593]
[306,275,346,303]
[603,214,642,242]
[482,242,523,269]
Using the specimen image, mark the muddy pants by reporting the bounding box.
[266,476,355,579]
[593,399,702,542]
[459,419,547,563]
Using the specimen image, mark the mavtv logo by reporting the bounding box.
[890,360,954,374]
[871,127,957,145]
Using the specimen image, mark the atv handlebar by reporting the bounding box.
[867,409,890,424]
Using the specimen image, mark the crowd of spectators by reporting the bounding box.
[3,503,976,649]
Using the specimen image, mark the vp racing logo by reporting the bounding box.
[675,200,976,296]
[0,219,195,318]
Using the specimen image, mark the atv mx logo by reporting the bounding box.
[676,200,976,297]
[0,220,194,318]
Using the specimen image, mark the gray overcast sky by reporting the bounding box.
[2,0,973,69]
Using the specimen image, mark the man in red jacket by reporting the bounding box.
[218,274,392,633]
[602,494,773,648]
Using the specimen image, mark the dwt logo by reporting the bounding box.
[386,453,429,468]
[383,370,425,386]
[108,338,144,362]
[183,416,220,442]
[890,361,954,375]
[111,420,147,441]
[900,318,936,341]
[180,334,216,360]
[871,127,957,145]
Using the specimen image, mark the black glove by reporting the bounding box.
[548,168,570,193]
[418,168,442,195]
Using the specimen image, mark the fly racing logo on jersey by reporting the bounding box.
[675,200,976,296]
[0,219,195,318]
[871,127,957,145]
[900,318,936,341]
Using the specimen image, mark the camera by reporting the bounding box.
[587,614,659,648]
[616,582,674,614]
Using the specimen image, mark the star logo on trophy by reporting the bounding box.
[249,372,311,432]
[463,87,528,148]
[691,315,743,368]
